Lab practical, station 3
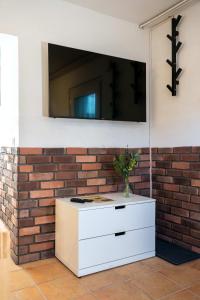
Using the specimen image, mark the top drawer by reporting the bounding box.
[78,202,155,240]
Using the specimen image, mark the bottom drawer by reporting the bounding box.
[79,226,155,269]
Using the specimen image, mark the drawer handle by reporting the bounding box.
[115,205,126,210]
[115,231,126,237]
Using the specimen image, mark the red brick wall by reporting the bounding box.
[0,147,19,263]
[152,147,200,254]
[1,147,150,264]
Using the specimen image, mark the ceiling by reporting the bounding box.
[65,0,182,24]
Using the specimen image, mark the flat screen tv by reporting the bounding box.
[48,43,146,122]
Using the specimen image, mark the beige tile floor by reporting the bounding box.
[0,221,200,300]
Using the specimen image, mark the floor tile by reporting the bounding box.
[113,261,152,280]
[9,270,35,292]
[188,281,200,296]
[13,286,44,300]
[131,269,181,299]
[162,290,199,300]
[189,259,200,271]
[93,281,152,300]
[80,268,125,292]
[26,260,71,284]
[159,265,200,287]
[22,257,57,270]
[38,275,89,300]
[142,257,174,271]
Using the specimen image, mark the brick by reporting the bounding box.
[138,161,150,168]
[18,200,38,209]
[173,177,190,185]
[166,169,182,177]
[99,185,117,193]
[183,235,200,248]
[180,154,199,161]
[19,165,33,173]
[88,148,107,155]
[18,181,40,191]
[155,176,173,183]
[55,188,76,197]
[27,156,51,164]
[39,198,55,207]
[165,198,182,208]
[53,155,74,163]
[58,163,81,171]
[35,233,55,243]
[18,218,34,228]
[29,172,54,181]
[41,181,64,189]
[135,182,150,189]
[190,163,200,170]
[66,148,87,155]
[192,147,200,153]
[55,171,76,180]
[172,162,190,169]
[190,211,200,221]
[172,224,190,235]
[41,223,55,233]
[87,178,106,186]
[18,236,34,246]
[20,148,43,155]
[19,253,40,264]
[182,218,200,230]
[41,249,55,259]
[78,171,98,179]
[97,155,114,163]
[19,210,29,218]
[157,203,171,213]
[182,202,200,212]
[155,161,171,168]
[173,192,190,202]
[18,173,28,182]
[171,207,189,218]
[82,163,102,170]
[19,226,40,236]
[77,186,98,195]
[192,246,200,253]
[182,171,200,179]
[163,184,179,192]
[129,175,142,183]
[44,148,64,155]
[164,213,181,224]
[30,207,54,217]
[152,168,166,176]
[180,185,198,195]
[35,215,55,225]
[191,196,200,204]
[76,155,96,163]
[34,164,57,172]
[65,179,86,187]
[191,179,200,187]
[173,147,192,153]
[30,241,54,253]
[157,148,173,154]
[30,190,54,199]
[191,229,200,239]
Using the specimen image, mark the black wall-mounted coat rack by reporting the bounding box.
[166,15,183,96]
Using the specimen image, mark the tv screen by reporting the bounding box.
[48,43,146,122]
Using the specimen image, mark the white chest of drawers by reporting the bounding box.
[55,193,155,277]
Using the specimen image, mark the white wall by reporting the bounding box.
[0,0,150,148]
[151,1,200,147]
[0,34,18,147]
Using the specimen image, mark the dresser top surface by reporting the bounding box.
[56,193,155,211]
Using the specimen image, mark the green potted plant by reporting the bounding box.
[113,149,139,197]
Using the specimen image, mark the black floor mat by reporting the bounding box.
[156,238,200,265]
